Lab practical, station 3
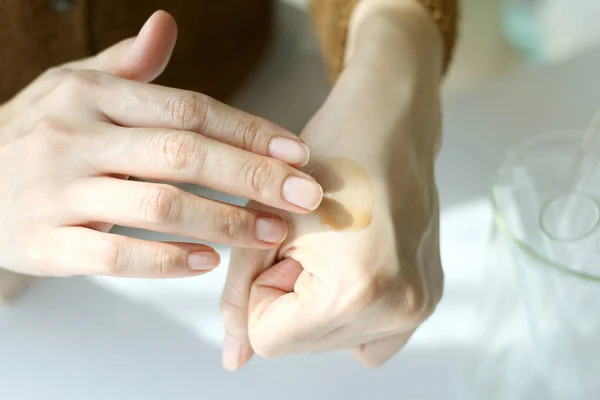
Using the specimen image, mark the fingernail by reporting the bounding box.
[223,335,241,371]
[269,137,310,167]
[282,176,323,211]
[188,251,220,270]
[255,217,288,244]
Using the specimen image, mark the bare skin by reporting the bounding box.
[1,0,446,370]
[0,11,323,282]
[221,0,444,369]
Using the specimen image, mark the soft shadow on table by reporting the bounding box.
[0,277,471,400]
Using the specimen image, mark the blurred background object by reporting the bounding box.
[467,129,600,399]
[284,0,600,93]
[447,0,600,92]
[445,0,525,92]
[534,0,600,62]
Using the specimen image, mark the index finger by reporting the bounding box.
[92,73,309,166]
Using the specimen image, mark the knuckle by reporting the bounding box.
[218,207,248,241]
[139,185,180,224]
[52,69,101,103]
[389,261,445,328]
[235,119,264,151]
[32,117,68,137]
[220,290,249,337]
[157,132,199,174]
[220,295,245,322]
[24,228,56,274]
[338,261,442,330]
[241,158,277,195]
[153,248,177,277]
[97,239,122,275]
[166,92,207,131]
[336,269,400,320]
[31,118,73,158]
[340,276,382,314]
[41,66,69,80]
[64,69,100,92]
[395,284,434,325]
[385,282,438,331]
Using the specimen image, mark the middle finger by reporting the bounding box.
[90,73,310,166]
[90,124,323,213]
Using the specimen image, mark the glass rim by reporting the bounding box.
[489,130,600,282]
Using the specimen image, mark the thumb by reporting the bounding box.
[68,10,177,82]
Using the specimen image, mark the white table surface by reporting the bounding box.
[3,3,600,399]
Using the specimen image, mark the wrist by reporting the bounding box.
[299,83,426,179]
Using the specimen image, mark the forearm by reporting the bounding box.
[310,0,458,81]
[344,0,443,86]
[301,1,443,167]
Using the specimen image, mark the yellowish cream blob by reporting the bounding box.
[312,157,374,231]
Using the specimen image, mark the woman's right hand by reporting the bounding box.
[0,11,323,279]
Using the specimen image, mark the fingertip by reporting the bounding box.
[128,10,178,82]
[282,176,323,212]
[298,142,311,167]
[155,10,178,37]
[222,335,254,371]
[152,10,174,20]
[255,216,288,245]
[268,137,311,167]
[137,10,177,47]
[140,10,177,36]
[188,250,221,271]
[222,335,240,371]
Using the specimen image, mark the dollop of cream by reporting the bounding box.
[311,157,374,231]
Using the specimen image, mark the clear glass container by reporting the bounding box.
[468,131,600,399]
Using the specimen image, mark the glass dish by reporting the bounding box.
[468,131,600,399]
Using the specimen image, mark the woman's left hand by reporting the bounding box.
[220,2,445,367]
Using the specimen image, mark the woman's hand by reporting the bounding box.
[220,0,444,369]
[0,11,323,279]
